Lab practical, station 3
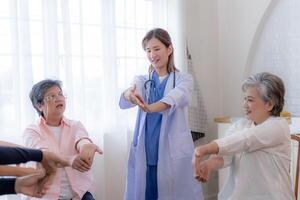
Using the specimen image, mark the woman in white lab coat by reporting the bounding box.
[119,28,203,200]
[193,72,294,200]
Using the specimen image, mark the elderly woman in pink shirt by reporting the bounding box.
[23,79,102,200]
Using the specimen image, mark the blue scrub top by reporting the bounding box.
[145,71,169,165]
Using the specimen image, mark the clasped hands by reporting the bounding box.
[15,150,70,198]
[192,146,212,183]
[124,85,152,113]
[18,143,102,197]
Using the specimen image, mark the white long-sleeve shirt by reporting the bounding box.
[215,117,294,200]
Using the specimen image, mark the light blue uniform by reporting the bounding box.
[119,71,203,200]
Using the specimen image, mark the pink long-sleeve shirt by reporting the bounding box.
[23,116,94,200]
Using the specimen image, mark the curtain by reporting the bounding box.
[0,0,186,199]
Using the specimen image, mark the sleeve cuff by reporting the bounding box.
[215,139,226,156]
[222,155,233,167]
[28,148,43,162]
[75,138,93,152]
[0,178,16,194]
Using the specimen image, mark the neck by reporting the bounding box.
[155,68,168,77]
[254,115,270,125]
[44,116,62,127]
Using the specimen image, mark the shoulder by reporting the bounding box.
[24,123,41,133]
[23,123,43,141]
[63,117,84,128]
[265,117,289,131]
[174,72,193,86]
[176,71,192,79]
[227,118,252,134]
[134,75,148,82]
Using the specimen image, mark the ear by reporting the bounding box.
[36,103,44,112]
[167,45,173,56]
[266,101,275,112]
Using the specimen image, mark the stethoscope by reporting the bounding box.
[144,70,176,103]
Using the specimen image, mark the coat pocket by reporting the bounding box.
[168,133,194,160]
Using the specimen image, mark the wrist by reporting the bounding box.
[194,147,204,158]
[123,90,132,103]
[14,178,20,194]
[81,143,96,152]
[76,138,93,152]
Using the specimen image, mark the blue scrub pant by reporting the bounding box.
[81,191,95,200]
[68,191,94,200]
[145,165,158,200]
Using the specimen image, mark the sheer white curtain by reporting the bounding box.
[0,0,185,199]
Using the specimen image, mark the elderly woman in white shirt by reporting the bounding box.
[193,72,294,200]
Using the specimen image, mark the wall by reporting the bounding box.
[185,0,219,198]
[217,0,271,116]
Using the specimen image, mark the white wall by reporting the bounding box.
[218,0,272,117]
[185,1,219,198]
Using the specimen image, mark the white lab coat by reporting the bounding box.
[215,117,294,200]
[119,72,203,200]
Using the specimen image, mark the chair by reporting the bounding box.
[291,134,300,200]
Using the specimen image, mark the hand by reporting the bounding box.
[195,160,212,182]
[41,151,70,175]
[72,155,91,172]
[193,142,220,180]
[134,94,152,112]
[72,143,102,172]
[15,170,49,198]
[192,147,204,179]
[137,100,170,113]
[124,85,140,104]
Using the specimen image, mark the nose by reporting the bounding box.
[149,51,156,60]
[243,100,248,108]
[55,95,66,102]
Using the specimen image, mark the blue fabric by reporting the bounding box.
[81,191,95,200]
[145,165,158,200]
[0,146,43,165]
[145,72,169,165]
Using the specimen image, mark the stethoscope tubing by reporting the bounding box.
[144,70,176,90]
[143,70,176,104]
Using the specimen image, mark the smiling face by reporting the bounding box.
[243,86,274,124]
[38,86,66,122]
[145,37,172,73]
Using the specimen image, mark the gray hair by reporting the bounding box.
[29,79,62,116]
[242,72,285,116]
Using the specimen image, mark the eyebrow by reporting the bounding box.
[45,91,62,96]
[146,45,160,49]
